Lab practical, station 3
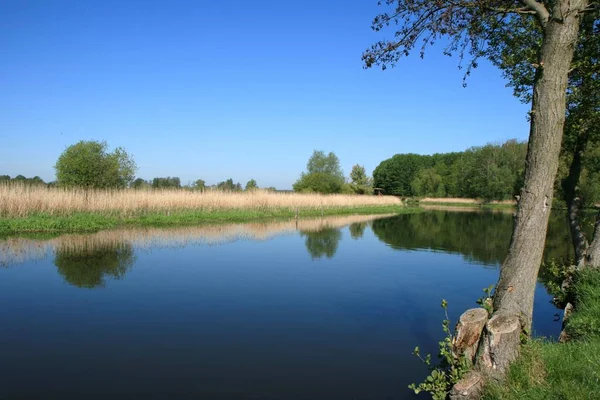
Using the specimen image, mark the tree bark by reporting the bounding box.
[492,0,587,336]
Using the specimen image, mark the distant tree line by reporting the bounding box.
[373,139,528,201]
[373,138,600,205]
[4,140,276,192]
[0,174,47,186]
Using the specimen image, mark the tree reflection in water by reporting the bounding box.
[55,241,135,288]
[301,228,342,259]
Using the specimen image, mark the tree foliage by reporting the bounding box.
[216,178,242,192]
[373,140,527,200]
[293,150,346,194]
[245,179,258,191]
[152,177,181,189]
[349,164,373,194]
[55,140,136,189]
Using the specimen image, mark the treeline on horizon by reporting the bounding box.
[0,174,274,192]
[374,139,527,201]
[374,138,600,206]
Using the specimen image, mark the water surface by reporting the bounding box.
[0,211,571,399]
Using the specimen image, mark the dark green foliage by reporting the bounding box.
[293,172,344,194]
[293,150,346,194]
[564,269,600,340]
[0,174,47,186]
[245,179,258,191]
[131,178,151,189]
[152,177,181,189]
[216,178,242,192]
[373,140,527,200]
[373,153,425,196]
[55,140,136,189]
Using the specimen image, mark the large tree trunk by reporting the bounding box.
[489,0,586,349]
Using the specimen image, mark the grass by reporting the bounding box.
[483,268,600,400]
[0,183,415,234]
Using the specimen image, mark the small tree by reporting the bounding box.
[192,179,206,191]
[131,178,151,189]
[245,179,258,191]
[55,140,136,189]
[349,164,373,194]
[293,150,345,194]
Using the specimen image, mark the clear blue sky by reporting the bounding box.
[0,0,530,189]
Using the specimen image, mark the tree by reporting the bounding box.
[481,5,600,267]
[349,164,373,194]
[365,0,593,381]
[131,178,151,189]
[55,140,137,189]
[245,179,258,191]
[411,167,445,197]
[216,178,242,192]
[293,150,345,194]
[152,177,181,189]
[306,150,344,179]
[191,179,206,191]
[373,153,427,196]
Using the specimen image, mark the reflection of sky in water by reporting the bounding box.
[0,212,563,400]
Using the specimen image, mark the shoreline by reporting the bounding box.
[0,205,419,236]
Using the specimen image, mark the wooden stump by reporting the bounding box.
[449,371,484,400]
[477,312,521,379]
[452,308,488,364]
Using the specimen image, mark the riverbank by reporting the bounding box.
[0,184,415,235]
[483,268,600,399]
[0,205,416,235]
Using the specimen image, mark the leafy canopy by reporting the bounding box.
[55,140,136,189]
[294,150,345,194]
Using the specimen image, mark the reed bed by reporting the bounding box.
[0,183,402,218]
[1,214,392,266]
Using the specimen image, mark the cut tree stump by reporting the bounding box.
[449,371,484,400]
[477,312,521,379]
[452,308,488,364]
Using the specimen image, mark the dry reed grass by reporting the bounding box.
[0,183,402,218]
[1,214,392,266]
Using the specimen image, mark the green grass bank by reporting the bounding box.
[0,205,418,236]
[484,268,600,400]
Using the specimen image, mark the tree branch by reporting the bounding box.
[519,0,550,26]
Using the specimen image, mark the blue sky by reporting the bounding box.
[0,0,530,189]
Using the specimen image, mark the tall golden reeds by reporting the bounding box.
[0,183,402,218]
